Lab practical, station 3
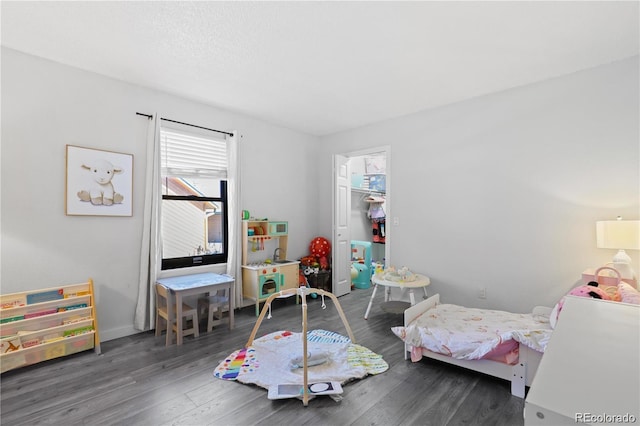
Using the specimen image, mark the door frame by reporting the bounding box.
[332,145,391,294]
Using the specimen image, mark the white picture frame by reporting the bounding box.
[65,145,133,217]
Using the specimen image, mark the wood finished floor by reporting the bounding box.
[0,288,525,426]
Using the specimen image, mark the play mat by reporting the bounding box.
[214,329,388,390]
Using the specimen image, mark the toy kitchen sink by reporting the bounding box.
[241,220,300,315]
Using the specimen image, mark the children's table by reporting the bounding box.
[364,273,430,319]
[157,273,235,345]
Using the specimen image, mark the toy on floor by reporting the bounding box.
[351,240,372,289]
[213,286,388,406]
[268,381,343,400]
[299,270,318,299]
[247,287,352,405]
[299,237,331,274]
[214,325,389,405]
[290,350,329,369]
[351,264,359,279]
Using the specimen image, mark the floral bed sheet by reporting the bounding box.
[391,304,552,362]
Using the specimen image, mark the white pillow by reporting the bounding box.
[618,282,640,305]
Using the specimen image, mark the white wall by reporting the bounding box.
[318,57,640,312]
[3,47,638,337]
[1,48,320,340]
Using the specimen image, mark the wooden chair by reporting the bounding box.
[155,283,199,346]
[198,289,230,333]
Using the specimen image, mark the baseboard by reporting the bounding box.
[100,325,142,342]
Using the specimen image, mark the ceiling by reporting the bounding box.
[2,1,638,137]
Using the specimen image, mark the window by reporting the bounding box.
[160,126,229,270]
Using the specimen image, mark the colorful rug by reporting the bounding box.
[214,330,388,389]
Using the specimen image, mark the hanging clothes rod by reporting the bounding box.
[135,112,234,137]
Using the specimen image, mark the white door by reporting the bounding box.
[332,154,351,296]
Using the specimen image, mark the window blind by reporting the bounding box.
[160,128,228,179]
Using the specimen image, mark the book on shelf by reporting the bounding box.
[63,290,90,298]
[57,303,88,312]
[26,289,64,305]
[63,316,92,325]
[42,333,64,344]
[0,296,26,309]
[24,308,58,319]
[20,337,40,348]
[1,335,21,353]
[0,315,25,324]
[16,330,41,348]
[63,326,93,337]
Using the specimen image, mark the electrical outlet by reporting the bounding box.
[478,287,487,299]
[393,217,399,226]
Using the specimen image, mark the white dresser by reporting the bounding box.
[525,296,639,425]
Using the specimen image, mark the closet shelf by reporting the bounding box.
[351,188,385,195]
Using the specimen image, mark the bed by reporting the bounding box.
[392,294,553,398]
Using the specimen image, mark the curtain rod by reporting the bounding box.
[136,112,234,137]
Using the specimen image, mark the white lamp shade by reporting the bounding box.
[596,220,640,250]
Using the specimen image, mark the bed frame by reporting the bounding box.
[403,294,543,398]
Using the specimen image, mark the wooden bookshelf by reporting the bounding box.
[0,279,100,373]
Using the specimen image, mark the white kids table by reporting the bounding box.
[157,273,235,345]
[364,273,430,319]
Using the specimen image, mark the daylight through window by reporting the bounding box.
[160,126,229,270]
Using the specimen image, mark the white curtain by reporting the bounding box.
[134,115,162,331]
[225,132,243,308]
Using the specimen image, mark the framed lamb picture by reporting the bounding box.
[65,145,133,216]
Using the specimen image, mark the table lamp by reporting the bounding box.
[596,218,640,279]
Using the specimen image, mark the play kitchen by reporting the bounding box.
[241,219,300,315]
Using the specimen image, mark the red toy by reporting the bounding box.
[318,256,329,270]
[299,237,331,273]
[309,237,331,258]
[299,270,308,287]
[300,255,316,267]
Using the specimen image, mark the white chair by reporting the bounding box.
[155,283,199,346]
[198,289,230,333]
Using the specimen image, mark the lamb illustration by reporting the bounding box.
[77,159,124,206]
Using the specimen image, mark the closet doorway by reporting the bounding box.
[332,147,390,297]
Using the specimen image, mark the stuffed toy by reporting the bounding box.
[299,270,308,287]
[550,281,612,328]
[298,268,317,298]
[309,237,331,258]
[568,281,612,300]
[299,238,331,272]
[300,256,316,267]
[77,159,124,206]
[318,256,329,270]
